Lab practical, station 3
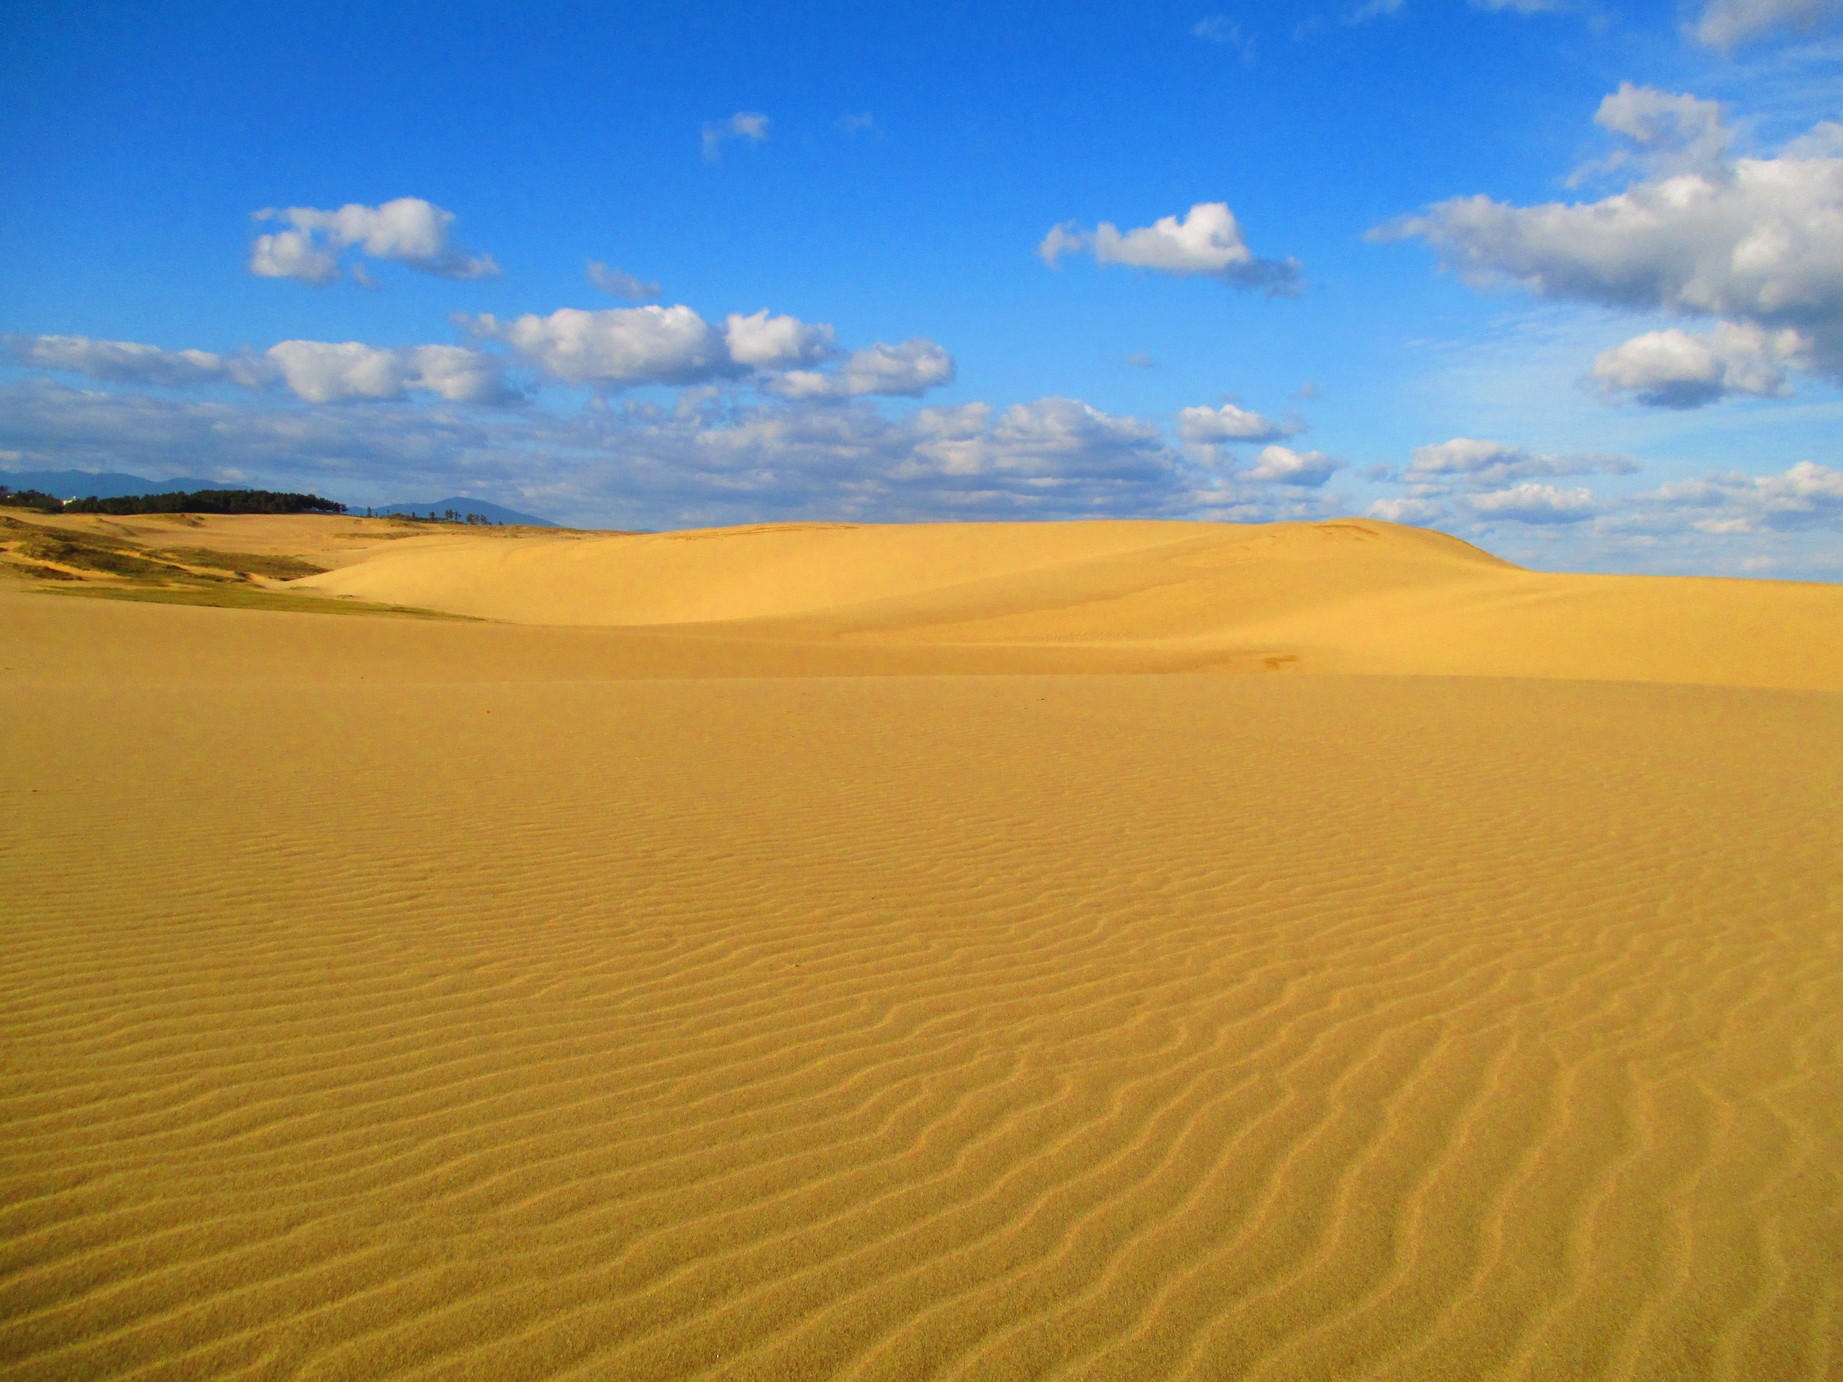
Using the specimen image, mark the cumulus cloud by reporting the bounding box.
[0,375,1244,525]
[1360,441,1843,556]
[1377,90,1843,398]
[1640,460,1843,531]
[1040,202,1301,294]
[586,262,661,301]
[265,342,514,404]
[1466,482,1598,522]
[5,335,241,389]
[1175,402,1299,443]
[462,305,734,387]
[1579,83,1730,180]
[702,111,770,162]
[1245,444,1342,486]
[1692,0,1841,49]
[249,198,500,285]
[773,339,956,399]
[12,310,934,407]
[723,310,838,368]
[460,305,858,390]
[1591,322,1806,406]
[1403,437,1640,486]
[1366,496,1451,525]
[5,333,514,405]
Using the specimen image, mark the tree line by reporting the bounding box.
[0,486,346,516]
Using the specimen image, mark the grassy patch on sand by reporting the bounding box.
[152,547,329,579]
[34,584,481,619]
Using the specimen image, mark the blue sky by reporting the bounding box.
[2,0,1839,576]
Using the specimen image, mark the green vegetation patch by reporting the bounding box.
[153,547,328,579]
[0,560,80,581]
[15,533,216,580]
[35,583,481,619]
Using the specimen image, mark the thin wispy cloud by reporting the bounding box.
[701,111,770,162]
[1692,0,1842,49]
[586,263,662,301]
[1191,14,1254,57]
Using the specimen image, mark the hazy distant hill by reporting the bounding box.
[370,498,557,527]
[3,470,229,500]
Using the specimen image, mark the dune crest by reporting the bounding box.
[293,517,1843,691]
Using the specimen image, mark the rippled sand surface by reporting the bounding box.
[4,521,1842,1380]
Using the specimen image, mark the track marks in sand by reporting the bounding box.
[3,676,1842,1380]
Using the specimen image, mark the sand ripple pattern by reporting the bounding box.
[4,676,1841,1379]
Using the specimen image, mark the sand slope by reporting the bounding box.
[3,526,1842,1381]
[295,518,1843,691]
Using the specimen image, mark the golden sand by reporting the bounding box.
[3,516,1840,1379]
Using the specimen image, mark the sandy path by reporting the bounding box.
[5,597,1840,1378]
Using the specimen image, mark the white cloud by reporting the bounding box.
[1403,437,1640,486]
[1639,460,1843,531]
[1175,402,1299,443]
[586,262,661,301]
[6,333,513,405]
[773,339,956,399]
[247,229,340,286]
[1590,322,1806,406]
[1582,84,1730,180]
[0,376,1246,526]
[463,305,733,387]
[249,198,500,285]
[461,305,851,389]
[12,312,920,406]
[265,342,512,405]
[702,111,770,162]
[1040,202,1301,294]
[264,342,409,403]
[1366,496,1451,524]
[5,335,236,389]
[1467,482,1598,522]
[20,373,1840,570]
[839,112,878,135]
[723,310,838,368]
[1245,444,1342,486]
[1692,0,1841,49]
[1378,91,1843,395]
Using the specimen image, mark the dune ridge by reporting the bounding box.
[293,518,1843,691]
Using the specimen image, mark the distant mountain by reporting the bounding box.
[370,498,557,527]
[2,469,230,500]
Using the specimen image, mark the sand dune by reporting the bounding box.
[295,518,1843,690]
[3,518,1841,1380]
